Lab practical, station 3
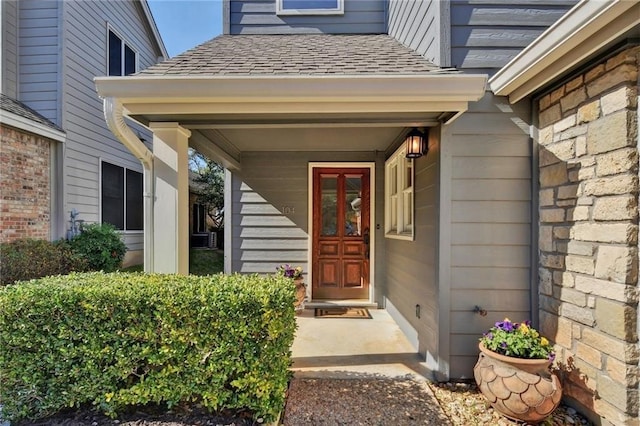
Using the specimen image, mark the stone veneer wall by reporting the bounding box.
[0,124,52,242]
[537,46,640,425]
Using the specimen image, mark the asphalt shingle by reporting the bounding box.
[137,34,454,76]
[1,94,64,133]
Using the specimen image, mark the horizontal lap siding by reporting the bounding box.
[387,0,445,66]
[231,151,381,287]
[19,0,60,124]
[2,0,19,98]
[60,1,159,246]
[230,0,385,34]
[385,133,439,357]
[450,0,576,74]
[446,93,532,378]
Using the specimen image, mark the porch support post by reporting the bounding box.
[149,122,191,274]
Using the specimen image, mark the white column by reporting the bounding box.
[149,122,191,274]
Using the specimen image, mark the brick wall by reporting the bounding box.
[537,46,640,425]
[0,124,52,242]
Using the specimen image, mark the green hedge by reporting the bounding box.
[0,272,296,422]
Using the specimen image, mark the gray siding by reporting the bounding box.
[230,0,386,34]
[450,0,576,74]
[19,0,60,124]
[231,151,385,305]
[384,129,440,360]
[2,0,19,98]
[387,0,448,66]
[442,92,532,378]
[57,0,160,248]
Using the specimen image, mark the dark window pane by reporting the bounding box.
[124,44,136,75]
[102,162,124,229]
[108,30,122,76]
[282,0,338,9]
[126,169,143,230]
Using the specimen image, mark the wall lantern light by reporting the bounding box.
[404,128,428,159]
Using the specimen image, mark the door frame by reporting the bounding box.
[308,162,376,302]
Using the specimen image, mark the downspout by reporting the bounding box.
[103,97,154,272]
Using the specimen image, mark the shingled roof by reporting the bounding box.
[137,34,453,76]
[1,94,64,133]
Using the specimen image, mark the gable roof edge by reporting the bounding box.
[489,0,639,103]
[139,0,169,59]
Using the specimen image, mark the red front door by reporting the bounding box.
[312,167,370,299]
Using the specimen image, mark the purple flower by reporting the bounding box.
[523,320,531,327]
[500,341,507,349]
[483,332,493,340]
[548,353,556,363]
[496,320,514,332]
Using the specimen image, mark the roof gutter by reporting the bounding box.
[103,97,154,272]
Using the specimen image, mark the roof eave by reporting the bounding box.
[1,109,67,142]
[489,0,639,103]
[95,74,488,114]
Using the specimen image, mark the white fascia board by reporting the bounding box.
[140,0,169,59]
[490,0,639,103]
[0,110,66,142]
[95,74,488,113]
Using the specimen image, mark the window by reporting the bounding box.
[385,145,414,240]
[193,203,207,233]
[108,29,136,76]
[101,161,143,231]
[276,0,344,15]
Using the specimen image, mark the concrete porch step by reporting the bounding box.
[305,300,379,309]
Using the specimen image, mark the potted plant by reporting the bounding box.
[474,318,562,424]
[276,264,305,313]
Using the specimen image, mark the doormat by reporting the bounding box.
[314,307,372,319]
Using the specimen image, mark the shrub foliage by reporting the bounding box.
[69,223,127,272]
[0,239,85,285]
[0,272,296,422]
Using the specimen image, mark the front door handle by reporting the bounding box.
[363,228,370,259]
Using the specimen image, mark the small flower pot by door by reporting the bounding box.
[294,278,306,314]
[474,343,562,424]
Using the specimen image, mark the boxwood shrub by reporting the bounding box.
[0,272,296,423]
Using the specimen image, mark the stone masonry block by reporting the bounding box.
[575,275,636,303]
[539,103,561,128]
[557,184,579,199]
[561,87,587,113]
[553,114,577,133]
[540,253,564,269]
[587,64,638,98]
[587,110,630,155]
[593,195,638,221]
[602,86,632,116]
[596,298,637,341]
[566,255,595,275]
[539,94,552,111]
[597,374,638,414]
[606,47,639,70]
[540,162,568,187]
[607,357,639,387]
[583,174,638,196]
[553,226,570,239]
[539,266,553,295]
[539,226,553,252]
[540,188,555,206]
[577,196,594,206]
[596,147,638,177]
[571,223,638,244]
[577,100,601,124]
[539,126,553,145]
[585,64,606,83]
[539,147,561,167]
[567,241,595,256]
[550,86,565,104]
[540,208,565,223]
[555,316,573,348]
[582,328,640,363]
[561,303,594,326]
[555,285,587,307]
[566,75,584,92]
[594,399,636,426]
[576,341,602,368]
[545,140,575,162]
[570,205,590,221]
[595,245,638,284]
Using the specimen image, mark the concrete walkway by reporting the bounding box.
[291,308,432,380]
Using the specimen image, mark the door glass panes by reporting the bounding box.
[321,175,338,236]
[345,175,362,236]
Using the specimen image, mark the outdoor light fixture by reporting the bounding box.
[404,128,428,159]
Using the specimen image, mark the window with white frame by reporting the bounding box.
[101,161,143,231]
[276,0,344,15]
[385,145,414,240]
[108,28,136,76]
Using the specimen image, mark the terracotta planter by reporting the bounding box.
[474,342,562,424]
[293,278,306,313]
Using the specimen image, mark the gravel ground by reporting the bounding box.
[15,377,593,426]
